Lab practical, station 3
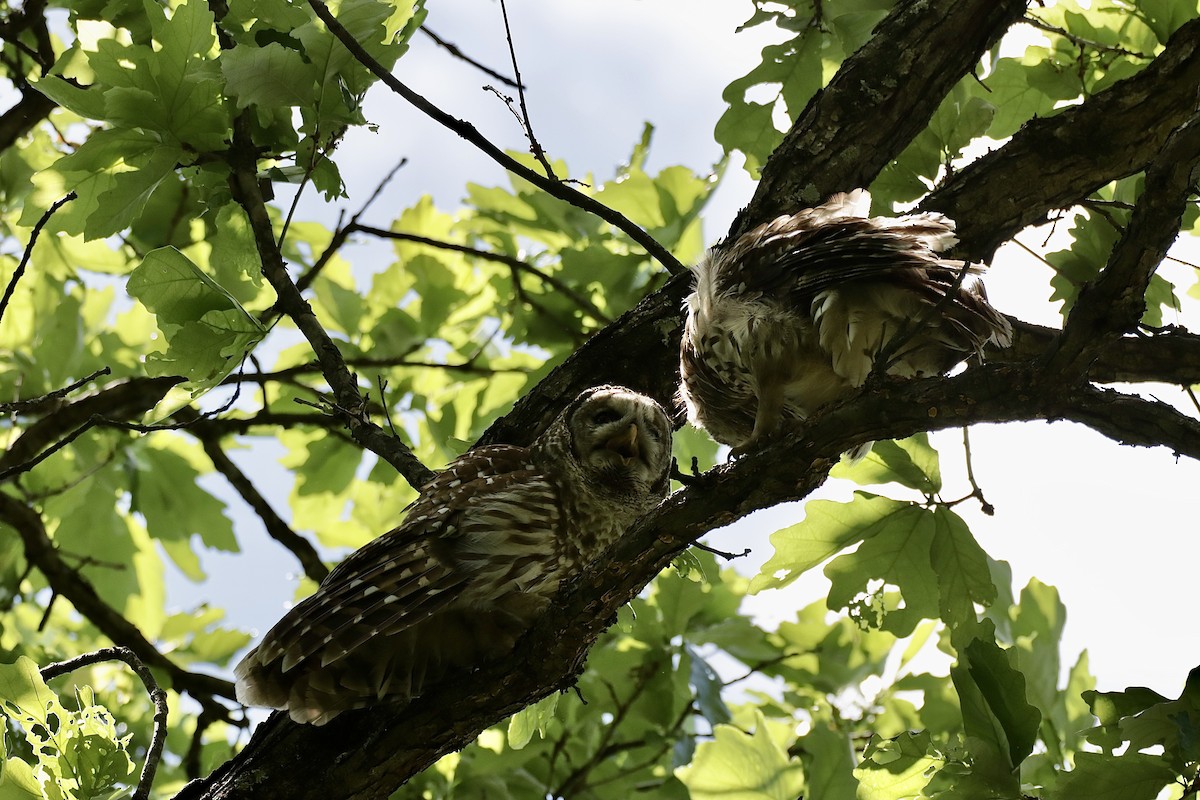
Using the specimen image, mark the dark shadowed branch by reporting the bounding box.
[925,17,1200,260]
[182,409,330,584]
[1046,112,1200,372]
[420,26,522,89]
[0,493,239,717]
[735,0,1028,234]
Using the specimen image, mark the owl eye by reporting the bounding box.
[591,408,623,426]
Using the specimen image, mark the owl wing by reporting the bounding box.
[722,215,975,304]
[234,445,559,721]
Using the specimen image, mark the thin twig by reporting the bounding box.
[420,27,522,88]
[961,426,995,515]
[260,159,409,326]
[0,191,76,327]
[0,367,111,414]
[497,0,557,179]
[351,223,612,324]
[40,646,169,800]
[1023,14,1151,60]
[306,0,685,276]
[377,375,403,441]
[1185,385,1200,416]
[690,540,750,560]
[0,417,95,482]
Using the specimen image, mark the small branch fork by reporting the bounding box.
[39,647,168,800]
[496,0,557,179]
[305,0,686,276]
[420,27,522,89]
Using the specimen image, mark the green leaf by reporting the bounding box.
[127,247,265,392]
[823,500,940,635]
[751,494,912,594]
[1047,751,1177,800]
[951,628,1041,785]
[221,42,318,109]
[798,723,858,800]
[676,711,805,800]
[0,657,66,729]
[855,731,941,800]
[832,433,942,492]
[507,693,558,750]
[686,645,732,725]
[0,756,42,800]
[130,442,237,580]
[929,506,996,625]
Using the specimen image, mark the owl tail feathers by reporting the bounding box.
[233,645,364,726]
[233,645,288,710]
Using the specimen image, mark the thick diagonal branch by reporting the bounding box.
[735,0,1029,234]
[926,17,1200,260]
[1046,112,1200,373]
[0,493,237,711]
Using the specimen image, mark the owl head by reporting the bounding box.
[540,385,673,508]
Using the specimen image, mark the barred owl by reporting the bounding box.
[680,189,1011,456]
[234,386,672,725]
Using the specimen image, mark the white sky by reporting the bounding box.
[165,0,1200,702]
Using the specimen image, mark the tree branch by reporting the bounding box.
[40,646,170,800]
[0,191,75,327]
[226,113,435,491]
[1047,112,1200,372]
[349,223,613,324]
[925,17,1200,260]
[0,493,239,715]
[735,0,1028,233]
[182,409,329,584]
[305,0,686,276]
[0,376,183,481]
[419,27,522,89]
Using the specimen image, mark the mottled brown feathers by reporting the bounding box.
[679,189,1011,455]
[235,386,672,724]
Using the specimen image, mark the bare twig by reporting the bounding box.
[306,0,686,276]
[420,27,522,88]
[0,367,111,414]
[350,223,613,324]
[0,191,76,327]
[497,0,556,179]
[221,357,531,388]
[691,540,750,560]
[1023,14,1151,60]
[961,426,995,515]
[40,646,169,800]
[0,417,95,482]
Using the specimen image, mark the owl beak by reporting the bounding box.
[605,423,641,465]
